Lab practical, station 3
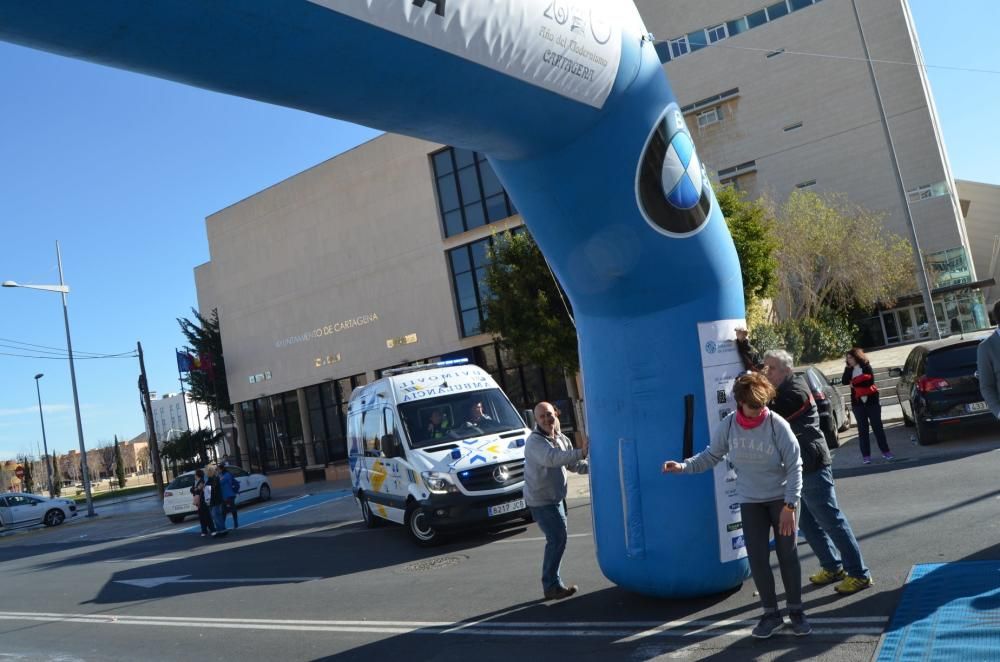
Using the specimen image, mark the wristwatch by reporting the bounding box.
[783,502,797,512]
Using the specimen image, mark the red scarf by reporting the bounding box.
[736,407,769,430]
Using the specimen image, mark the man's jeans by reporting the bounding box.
[211,504,226,532]
[529,501,568,592]
[798,466,870,579]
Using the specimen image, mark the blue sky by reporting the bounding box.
[0,0,996,461]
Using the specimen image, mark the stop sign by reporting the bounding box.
[14,465,24,479]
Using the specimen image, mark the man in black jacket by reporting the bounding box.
[737,331,873,595]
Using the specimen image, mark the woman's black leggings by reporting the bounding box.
[741,500,801,612]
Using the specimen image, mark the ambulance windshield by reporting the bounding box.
[398,388,524,448]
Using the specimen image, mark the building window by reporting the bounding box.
[681,88,740,115]
[796,180,817,189]
[654,41,672,63]
[767,1,790,21]
[687,30,708,52]
[907,181,949,203]
[790,0,815,10]
[926,247,972,288]
[783,121,803,132]
[670,36,689,58]
[447,229,525,338]
[718,160,758,180]
[746,9,768,28]
[766,48,786,58]
[697,107,724,128]
[431,147,517,238]
[727,17,749,37]
[707,24,729,43]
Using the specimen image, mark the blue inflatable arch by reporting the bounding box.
[0,0,750,597]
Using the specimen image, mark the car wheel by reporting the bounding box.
[258,484,271,502]
[43,509,65,527]
[168,514,186,524]
[405,504,440,546]
[838,409,851,432]
[358,493,381,529]
[915,419,938,445]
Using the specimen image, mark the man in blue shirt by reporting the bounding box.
[219,462,239,530]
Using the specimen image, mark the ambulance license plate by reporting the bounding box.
[966,401,988,413]
[488,498,525,517]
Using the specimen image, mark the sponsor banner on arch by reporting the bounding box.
[306,0,624,109]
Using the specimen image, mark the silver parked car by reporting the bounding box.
[0,492,78,529]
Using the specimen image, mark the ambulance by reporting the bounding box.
[347,359,531,545]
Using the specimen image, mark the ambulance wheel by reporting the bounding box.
[405,505,440,546]
[359,493,381,528]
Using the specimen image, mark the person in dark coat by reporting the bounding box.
[190,468,215,537]
[205,464,227,537]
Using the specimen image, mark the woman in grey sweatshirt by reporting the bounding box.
[662,372,807,639]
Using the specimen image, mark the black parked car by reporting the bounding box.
[890,335,995,445]
[796,367,850,450]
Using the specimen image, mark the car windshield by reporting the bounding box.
[398,388,525,449]
[927,344,979,378]
[167,474,196,490]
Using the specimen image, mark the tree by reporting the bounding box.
[136,446,150,474]
[16,454,34,494]
[96,442,116,481]
[177,308,230,413]
[114,436,126,489]
[481,229,579,374]
[160,429,218,471]
[716,185,779,307]
[773,190,916,320]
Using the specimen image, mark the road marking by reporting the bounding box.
[113,575,321,588]
[0,610,887,638]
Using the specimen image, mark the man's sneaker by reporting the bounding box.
[544,584,578,600]
[751,612,785,639]
[835,575,874,594]
[787,610,812,636]
[809,567,846,585]
[882,452,895,461]
[862,456,871,465]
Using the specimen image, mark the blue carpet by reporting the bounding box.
[878,561,1000,661]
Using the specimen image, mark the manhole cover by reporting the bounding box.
[402,555,467,572]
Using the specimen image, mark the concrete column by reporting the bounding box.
[297,388,317,466]
[233,405,250,466]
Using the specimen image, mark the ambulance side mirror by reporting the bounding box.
[382,433,404,459]
[522,409,535,428]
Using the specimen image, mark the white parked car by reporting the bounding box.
[0,492,78,529]
[162,465,271,523]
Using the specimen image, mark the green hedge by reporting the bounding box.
[71,485,158,504]
[752,311,857,364]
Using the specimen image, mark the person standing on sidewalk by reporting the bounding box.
[190,468,215,537]
[205,464,227,537]
[662,373,809,638]
[976,301,1000,420]
[842,348,893,464]
[524,401,589,601]
[219,462,239,530]
[760,349,874,595]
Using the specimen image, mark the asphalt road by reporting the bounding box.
[2,421,999,661]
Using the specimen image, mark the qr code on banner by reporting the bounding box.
[716,389,728,404]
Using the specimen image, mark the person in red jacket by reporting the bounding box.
[842,348,893,464]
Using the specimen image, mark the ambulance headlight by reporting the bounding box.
[421,472,458,494]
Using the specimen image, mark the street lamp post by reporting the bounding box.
[3,241,95,516]
[33,373,55,497]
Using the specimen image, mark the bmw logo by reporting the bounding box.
[636,104,713,236]
[705,341,717,354]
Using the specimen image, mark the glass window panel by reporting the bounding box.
[432,149,454,177]
[457,166,482,204]
[471,238,491,267]
[480,163,504,197]
[507,194,517,215]
[309,408,326,442]
[306,385,322,410]
[461,308,481,337]
[485,193,510,222]
[476,151,488,163]
[707,24,727,43]
[454,272,478,311]
[687,30,707,51]
[747,9,768,28]
[444,209,465,237]
[790,0,813,10]
[453,148,475,169]
[727,17,748,36]
[436,174,460,211]
[767,2,790,20]
[450,246,472,274]
[670,37,689,58]
[352,373,368,388]
[476,267,489,297]
[464,202,486,229]
[654,42,672,62]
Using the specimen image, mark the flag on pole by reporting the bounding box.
[176,350,194,373]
